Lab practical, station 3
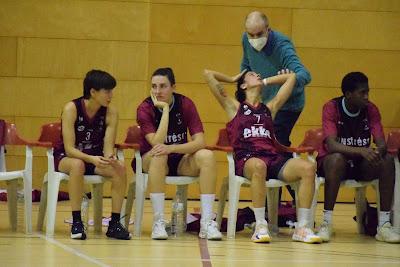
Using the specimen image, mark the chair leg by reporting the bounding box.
[23,172,33,234]
[46,176,61,237]
[355,187,367,234]
[123,181,135,228]
[392,157,400,228]
[6,179,18,232]
[266,187,279,230]
[227,177,242,239]
[217,176,228,229]
[92,184,103,234]
[134,174,146,237]
[37,177,48,231]
[309,177,322,228]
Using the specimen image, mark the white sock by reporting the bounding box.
[379,211,391,227]
[200,194,215,221]
[297,208,311,228]
[150,193,165,220]
[253,207,267,224]
[323,209,333,224]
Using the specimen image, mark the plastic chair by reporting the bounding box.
[387,129,400,228]
[0,121,48,233]
[116,125,200,237]
[214,128,317,238]
[35,122,108,237]
[298,128,380,234]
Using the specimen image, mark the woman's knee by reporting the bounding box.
[194,149,216,167]
[69,159,86,176]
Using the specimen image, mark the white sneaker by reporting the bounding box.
[375,222,400,243]
[251,221,271,243]
[199,220,222,240]
[317,221,333,242]
[292,226,322,244]
[151,218,168,240]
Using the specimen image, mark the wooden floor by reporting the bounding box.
[0,200,399,267]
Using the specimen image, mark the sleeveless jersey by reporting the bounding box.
[226,102,278,159]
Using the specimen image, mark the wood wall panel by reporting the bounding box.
[17,38,148,80]
[293,9,400,50]
[298,48,400,89]
[0,1,149,41]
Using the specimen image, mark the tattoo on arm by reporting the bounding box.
[216,83,226,97]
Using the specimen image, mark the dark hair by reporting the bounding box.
[235,70,250,102]
[83,70,116,99]
[152,67,175,86]
[341,72,368,95]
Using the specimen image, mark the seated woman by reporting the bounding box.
[136,67,222,240]
[204,69,321,244]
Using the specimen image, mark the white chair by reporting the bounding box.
[298,128,381,234]
[0,121,46,233]
[116,125,200,237]
[35,122,108,237]
[387,129,400,228]
[214,128,319,238]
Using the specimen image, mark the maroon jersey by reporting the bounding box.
[54,97,107,158]
[227,102,278,160]
[136,93,204,155]
[318,96,384,159]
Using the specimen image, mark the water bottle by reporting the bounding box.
[81,194,90,228]
[171,192,186,237]
[17,190,25,232]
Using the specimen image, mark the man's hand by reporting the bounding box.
[150,144,174,156]
[277,68,293,75]
[358,147,381,165]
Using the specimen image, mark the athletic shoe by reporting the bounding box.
[71,221,87,240]
[199,220,222,240]
[375,222,400,243]
[151,218,168,240]
[317,221,333,242]
[106,220,131,240]
[251,222,271,243]
[292,226,322,244]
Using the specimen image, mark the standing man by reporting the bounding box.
[241,11,311,203]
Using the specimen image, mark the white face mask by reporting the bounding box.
[248,36,267,52]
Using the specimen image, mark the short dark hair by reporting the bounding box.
[235,70,250,102]
[341,72,368,95]
[152,67,175,86]
[83,70,116,99]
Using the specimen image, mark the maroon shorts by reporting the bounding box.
[132,153,184,176]
[235,152,290,180]
[317,155,364,181]
[54,152,97,175]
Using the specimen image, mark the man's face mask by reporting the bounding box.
[248,36,267,51]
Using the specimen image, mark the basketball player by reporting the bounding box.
[316,72,400,243]
[54,70,131,240]
[135,67,222,240]
[204,69,322,244]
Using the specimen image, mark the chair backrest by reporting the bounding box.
[298,128,324,150]
[123,125,141,144]
[3,122,31,145]
[38,122,61,146]
[387,129,400,151]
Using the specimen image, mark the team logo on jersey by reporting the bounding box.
[176,113,182,125]
[77,125,85,131]
[243,126,271,139]
[244,109,252,115]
